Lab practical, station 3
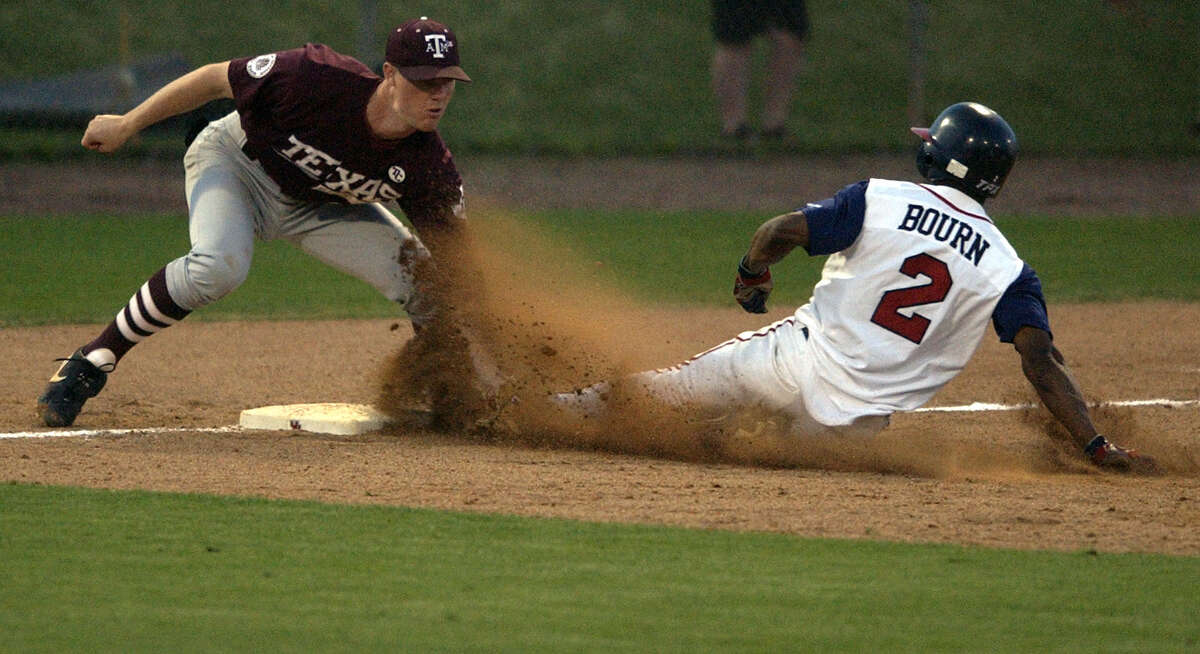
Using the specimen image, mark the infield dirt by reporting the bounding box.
[2,156,1197,555]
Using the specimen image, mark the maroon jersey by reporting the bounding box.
[228,44,462,225]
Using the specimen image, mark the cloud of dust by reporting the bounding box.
[376,206,681,432]
[1019,402,1197,476]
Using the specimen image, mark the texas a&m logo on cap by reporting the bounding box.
[425,33,452,59]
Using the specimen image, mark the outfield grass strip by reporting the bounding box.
[2,483,1198,653]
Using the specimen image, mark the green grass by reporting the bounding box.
[0,214,399,326]
[526,210,1200,306]
[2,212,1196,327]
[1002,217,1200,302]
[2,1,1197,156]
[2,483,1197,653]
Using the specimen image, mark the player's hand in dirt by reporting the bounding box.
[1084,435,1162,475]
[734,257,773,314]
[81,114,136,153]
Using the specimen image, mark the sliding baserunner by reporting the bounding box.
[555,102,1157,473]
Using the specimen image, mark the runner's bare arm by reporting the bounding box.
[742,210,810,272]
[1013,326,1098,447]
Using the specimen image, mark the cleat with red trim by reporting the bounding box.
[1084,435,1161,475]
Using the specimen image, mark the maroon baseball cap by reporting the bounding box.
[386,17,471,82]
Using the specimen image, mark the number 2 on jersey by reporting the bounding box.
[870,253,953,344]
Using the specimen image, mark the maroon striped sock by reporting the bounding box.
[82,266,191,366]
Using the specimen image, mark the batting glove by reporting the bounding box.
[1084,435,1161,475]
[734,256,773,314]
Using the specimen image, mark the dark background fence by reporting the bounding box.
[1,1,1196,158]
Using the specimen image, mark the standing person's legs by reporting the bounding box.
[712,0,758,138]
[712,43,754,137]
[761,0,809,136]
[761,29,805,135]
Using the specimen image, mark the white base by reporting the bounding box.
[238,403,393,435]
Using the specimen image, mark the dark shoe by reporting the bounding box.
[760,126,787,141]
[37,349,107,427]
[720,124,754,141]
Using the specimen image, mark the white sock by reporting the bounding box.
[84,348,117,373]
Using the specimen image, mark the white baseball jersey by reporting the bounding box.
[791,179,1027,425]
[556,178,1051,437]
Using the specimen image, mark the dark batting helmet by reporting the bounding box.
[910,102,1018,201]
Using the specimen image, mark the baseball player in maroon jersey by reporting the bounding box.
[38,17,474,427]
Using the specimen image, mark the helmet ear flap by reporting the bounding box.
[915,141,938,180]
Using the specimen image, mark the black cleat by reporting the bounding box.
[37,349,108,427]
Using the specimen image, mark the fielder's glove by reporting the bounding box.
[734,256,773,313]
[1084,435,1161,475]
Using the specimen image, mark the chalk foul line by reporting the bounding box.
[0,425,244,440]
[913,398,1199,413]
[1,398,1197,440]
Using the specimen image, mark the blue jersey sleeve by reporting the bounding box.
[992,264,1052,343]
[801,180,868,255]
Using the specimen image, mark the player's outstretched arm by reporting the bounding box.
[82,61,233,153]
[1013,326,1158,472]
